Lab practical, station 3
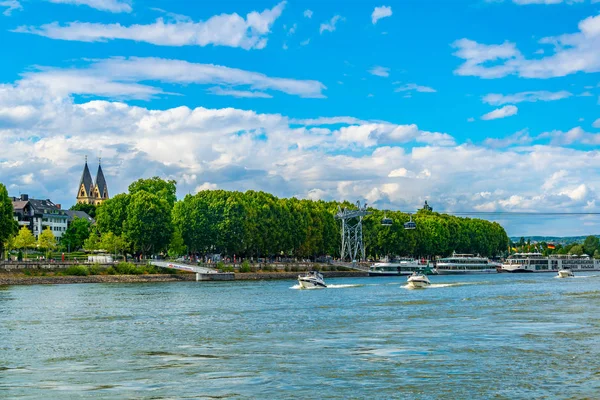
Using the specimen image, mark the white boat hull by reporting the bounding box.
[435,269,497,275]
[298,278,326,289]
[557,270,574,278]
[407,274,430,288]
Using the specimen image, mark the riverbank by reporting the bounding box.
[0,270,368,285]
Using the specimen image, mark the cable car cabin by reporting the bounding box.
[381,217,393,226]
[404,214,416,230]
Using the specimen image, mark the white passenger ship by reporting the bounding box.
[435,253,499,274]
[501,253,600,273]
[368,258,429,276]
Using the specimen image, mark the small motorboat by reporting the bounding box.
[407,272,430,288]
[298,270,327,289]
[557,268,574,278]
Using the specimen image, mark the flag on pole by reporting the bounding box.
[547,244,555,249]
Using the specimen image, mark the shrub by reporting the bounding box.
[88,263,102,275]
[64,265,89,276]
[240,260,251,273]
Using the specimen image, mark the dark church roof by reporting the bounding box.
[95,163,108,197]
[79,161,94,194]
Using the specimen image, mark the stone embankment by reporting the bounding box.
[0,274,196,286]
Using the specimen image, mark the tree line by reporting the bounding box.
[511,236,600,259]
[0,179,510,260]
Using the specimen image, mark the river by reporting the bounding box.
[1,273,599,399]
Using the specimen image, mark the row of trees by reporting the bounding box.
[1,179,511,260]
[513,236,600,258]
[8,226,57,257]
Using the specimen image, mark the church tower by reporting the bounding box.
[92,159,109,205]
[76,156,95,204]
[76,157,110,205]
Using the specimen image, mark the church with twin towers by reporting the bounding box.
[76,157,109,205]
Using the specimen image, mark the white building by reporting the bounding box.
[12,194,69,240]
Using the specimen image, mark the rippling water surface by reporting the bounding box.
[2,273,600,399]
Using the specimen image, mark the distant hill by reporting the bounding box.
[509,235,600,245]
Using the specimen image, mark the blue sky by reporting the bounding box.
[0,0,600,236]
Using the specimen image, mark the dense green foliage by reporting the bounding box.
[171,190,508,258]
[82,178,511,259]
[60,216,91,251]
[69,203,97,218]
[13,226,35,250]
[0,183,18,255]
[95,179,173,256]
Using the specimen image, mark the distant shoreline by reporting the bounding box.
[0,271,368,286]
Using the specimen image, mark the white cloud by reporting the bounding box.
[371,5,392,24]
[19,57,326,99]
[542,170,568,191]
[481,105,518,120]
[14,1,286,50]
[1,0,22,15]
[483,129,531,148]
[300,38,310,46]
[483,90,571,105]
[467,117,475,122]
[593,118,600,128]
[539,126,600,145]
[453,14,600,79]
[319,15,343,34]
[207,87,273,98]
[394,83,436,93]
[48,0,132,13]
[286,23,296,35]
[512,0,582,4]
[369,66,390,77]
[2,80,600,236]
[303,9,312,18]
[195,182,218,192]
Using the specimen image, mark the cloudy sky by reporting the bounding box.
[1,0,600,236]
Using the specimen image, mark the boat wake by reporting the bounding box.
[401,281,486,289]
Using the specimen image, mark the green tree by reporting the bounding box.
[13,226,36,252]
[37,227,57,257]
[96,193,130,236]
[123,191,173,256]
[60,217,91,252]
[83,227,101,251]
[583,235,599,257]
[99,232,129,259]
[69,202,97,218]
[0,183,18,257]
[168,229,187,258]
[129,177,177,209]
[569,244,584,256]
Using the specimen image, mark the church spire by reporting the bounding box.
[76,156,94,204]
[94,161,108,202]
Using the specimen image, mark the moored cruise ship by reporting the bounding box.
[368,258,430,276]
[435,253,499,274]
[501,253,600,273]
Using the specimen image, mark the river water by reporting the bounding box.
[1,273,599,399]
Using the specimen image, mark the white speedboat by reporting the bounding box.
[407,272,430,289]
[298,271,327,289]
[557,268,574,278]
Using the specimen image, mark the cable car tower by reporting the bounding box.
[335,201,371,262]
